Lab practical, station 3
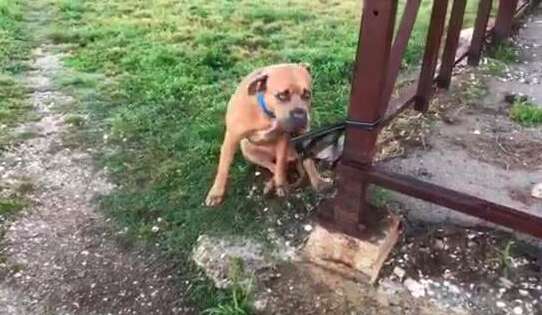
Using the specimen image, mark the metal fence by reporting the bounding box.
[324,0,542,239]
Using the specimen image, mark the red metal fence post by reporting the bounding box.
[415,0,449,112]
[494,0,520,41]
[383,0,422,103]
[437,0,467,89]
[333,0,397,233]
[468,0,493,66]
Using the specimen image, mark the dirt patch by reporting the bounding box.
[448,131,542,170]
[382,224,542,315]
[0,44,192,314]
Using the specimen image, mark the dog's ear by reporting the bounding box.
[299,63,311,74]
[247,74,268,95]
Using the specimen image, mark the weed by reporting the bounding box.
[487,41,519,64]
[64,114,86,127]
[369,186,391,208]
[459,75,488,106]
[482,58,509,77]
[0,197,26,217]
[510,99,542,126]
[203,258,254,315]
[489,240,515,276]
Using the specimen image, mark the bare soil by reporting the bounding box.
[0,44,192,314]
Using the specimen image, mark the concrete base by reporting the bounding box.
[302,215,401,284]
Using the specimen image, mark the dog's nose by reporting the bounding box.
[290,108,307,129]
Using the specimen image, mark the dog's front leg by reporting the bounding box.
[206,130,241,207]
[274,135,289,197]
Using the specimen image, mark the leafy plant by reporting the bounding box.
[510,99,542,126]
[203,258,254,315]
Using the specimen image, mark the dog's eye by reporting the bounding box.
[275,91,290,102]
[301,89,312,101]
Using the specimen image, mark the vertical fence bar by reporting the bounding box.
[415,0,449,112]
[494,0,520,41]
[468,0,493,66]
[333,0,397,233]
[437,0,467,88]
[383,0,422,104]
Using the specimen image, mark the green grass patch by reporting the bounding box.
[482,58,509,77]
[64,114,85,127]
[487,41,520,64]
[482,41,520,77]
[510,99,542,126]
[0,74,30,123]
[203,258,254,315]
[0,0,32,147]
[0,197,26,217]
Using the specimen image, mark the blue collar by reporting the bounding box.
[257,92,275,118]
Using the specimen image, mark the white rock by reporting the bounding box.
[393,266,406,280]
[253,298,268,311]
[496,301,506,308]
[473,129,481,135]
[151,226,160,233]
[304,224,313,232]
[513,306,523,315]
[404,278,426,298]
[531,183,542,199]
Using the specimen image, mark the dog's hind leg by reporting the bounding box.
[240,139,278,195]
[240,139,276,173]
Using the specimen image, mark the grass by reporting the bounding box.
[0,0,32,147]
[482,40,520,77]
[0,0,30,150]
[45,0,485,311]
[0,197,26,217]
[510,98,542,126]
[203,258,254,315]
[458,73,488,106]
[487,40,520,64]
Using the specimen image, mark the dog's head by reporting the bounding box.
[248,63,312,134]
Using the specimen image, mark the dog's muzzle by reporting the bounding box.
[288,108,308,131]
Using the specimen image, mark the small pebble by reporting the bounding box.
[531,183,542,199]
[393,266,406,280]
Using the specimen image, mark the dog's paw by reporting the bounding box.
[263,179,275,195]
[205,190,224,207]
[275,185,288,198]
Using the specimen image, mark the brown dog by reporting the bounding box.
[205,63,331,207]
